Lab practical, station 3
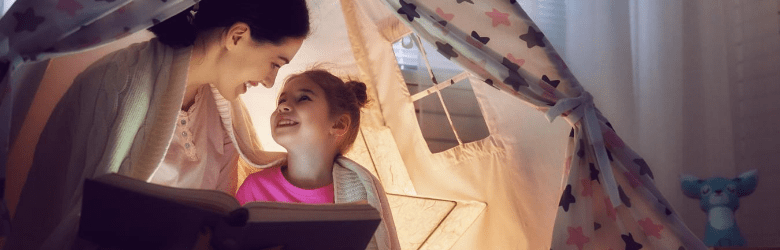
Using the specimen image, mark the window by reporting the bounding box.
[392,34,490,153]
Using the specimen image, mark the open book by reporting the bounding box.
[79,173,381,250]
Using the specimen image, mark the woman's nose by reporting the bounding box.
[266,70,279,87]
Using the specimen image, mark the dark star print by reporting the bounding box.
[542,75,560,88]
[559,184,576,212]
[519,26,546,48]
[471,31,490,44]
[618,185,631,207]
[622,233,643,250]
[634,158,654,179]
[435,41,458,59]
[14,8,45,33]
[501,57,527,90]
[398,0,420,22]
[589,163,600,183]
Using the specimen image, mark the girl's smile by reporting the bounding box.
[275,115,299,128]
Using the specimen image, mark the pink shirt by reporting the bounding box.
[236,166,335,205]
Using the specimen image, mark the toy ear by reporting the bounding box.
[734,169,758,197]
[681,174,702,199]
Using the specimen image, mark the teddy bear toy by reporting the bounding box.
[680,170,757,247]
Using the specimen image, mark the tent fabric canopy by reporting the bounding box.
[0,0,709,249]
[375,0,707,248]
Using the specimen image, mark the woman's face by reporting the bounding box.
[215,35,304,101]
[270,76,337,151]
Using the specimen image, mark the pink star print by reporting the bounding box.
[624,171,642,188]
[78,37,101,49]
[467,35,484,49]
[435,7,454,21]
[604,198,617,221]
[506,53,525,67]
[485,8,510,27]
[581,179,593,197]
[566,226,590,250]
[603,129,625,148]
[639,218,664,239]
[57,0,83,16]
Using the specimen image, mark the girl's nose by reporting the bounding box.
[277,104,291,112]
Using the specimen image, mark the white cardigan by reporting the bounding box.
[7,39,399,250]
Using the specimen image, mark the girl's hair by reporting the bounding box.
[149,0,310,48]
[286,70,369,154]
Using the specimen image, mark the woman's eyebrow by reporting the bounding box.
[279,56,290,64]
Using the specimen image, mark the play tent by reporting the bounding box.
[0,0,720,249]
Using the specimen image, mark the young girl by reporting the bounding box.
[236,69,400,250]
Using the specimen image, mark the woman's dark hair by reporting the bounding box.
[284,70,369,154]
[149,0,310,48]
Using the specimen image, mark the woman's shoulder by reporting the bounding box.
[74,39,167,82]
[70,38,180,100]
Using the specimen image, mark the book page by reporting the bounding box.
[242,202,380,222]
[94,174,241,214]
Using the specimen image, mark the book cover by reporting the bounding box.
[79,174,380,250]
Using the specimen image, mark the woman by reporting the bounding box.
[7,0,308,249]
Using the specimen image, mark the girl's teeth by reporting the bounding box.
[278,120,297,126]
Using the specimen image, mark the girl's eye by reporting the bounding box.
[277,98,286,105]
[272,63,281,69]
[298,95,310,102]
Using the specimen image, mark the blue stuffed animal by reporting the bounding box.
[680,170,757,247]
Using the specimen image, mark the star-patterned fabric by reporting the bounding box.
[378,0,708,249]
[0,0,198,241]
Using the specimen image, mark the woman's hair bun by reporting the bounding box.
[148,8,196,48]
[149,0,309,48]
[345,80,368,108]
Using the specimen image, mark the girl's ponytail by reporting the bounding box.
[345,80,368,108]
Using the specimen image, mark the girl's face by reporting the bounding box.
[214,34,304,101]
[271,76,337,151]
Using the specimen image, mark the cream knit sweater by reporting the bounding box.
[7,39,398,250]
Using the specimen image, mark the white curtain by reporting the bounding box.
[560,0,780,246]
